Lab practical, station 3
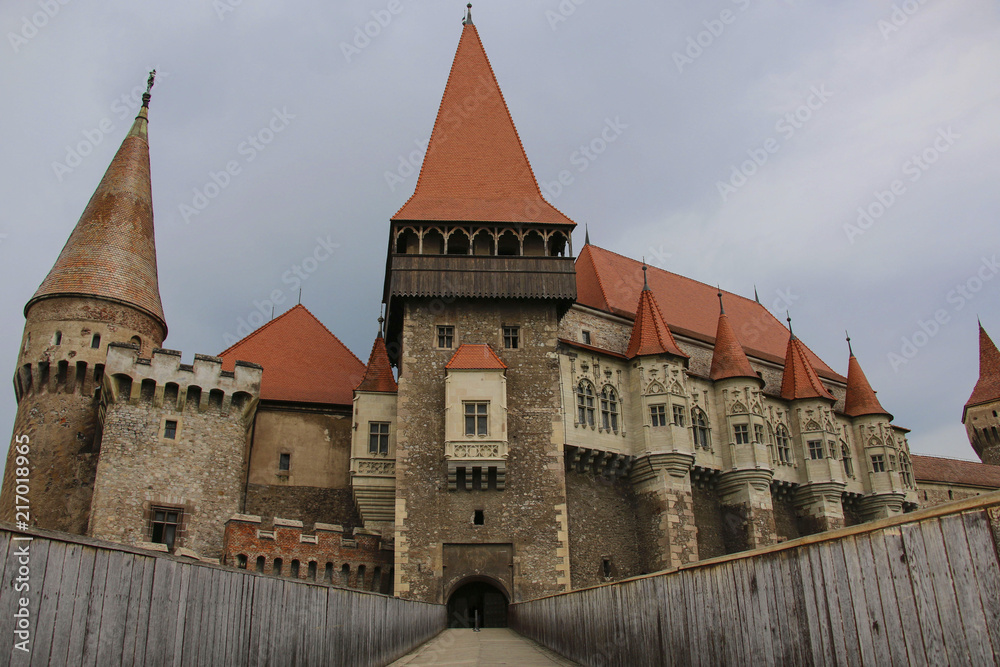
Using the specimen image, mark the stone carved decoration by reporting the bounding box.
[668,379,684,396]
[356,459,395,476]
[730,401,748,415]
[805,419,821,431]
[646,381,665,395]
[452,443,501,458]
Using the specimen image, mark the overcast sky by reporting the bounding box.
[1,0,997,464]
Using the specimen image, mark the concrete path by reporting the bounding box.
[389,628,580,666]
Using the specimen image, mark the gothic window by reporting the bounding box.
[600,386,619,432]
[369,422,390,454]
[753,424,765,444]
[672,405,685,427]
[889,454,897,471]
[149,506,182,550]
[734,424,750,445]
[900,454,913,487]
[465,402,489,436]
[841,441,854,478]
[808,440,824,460]
[692,408,710,449]
[503,326,520,349]
[871,454,886,473]
[437,326,454,349]
[650,404,667,427]
[577,381,596,426]
[776,425,792,464]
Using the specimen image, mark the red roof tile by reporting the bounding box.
[844,351,891,418]
[781,335,835,402]
[912,454,1000,489]
[356,334,398,393]
[28,108,166,331]
[710,307,758,381]
[219,305,365,405]
[446,344,507,370]
[576,245,842,381]
[391,23,574,226]
[625,286,688,359]
[965,325,1000,414]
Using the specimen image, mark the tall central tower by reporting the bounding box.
[384,8,577,616]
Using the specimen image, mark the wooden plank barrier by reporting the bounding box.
[0,524,445,666]
[510,492,1000,666]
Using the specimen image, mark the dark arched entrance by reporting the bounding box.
[447,579,508,628]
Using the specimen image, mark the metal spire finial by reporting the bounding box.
[142,69,156,108]
[584,224,590,246]
[717,286,725,315]
[786,312,795,339]
[753,285,760,304]
[463,3,473,25]
[642,261,648,290]
[846,330,853,356]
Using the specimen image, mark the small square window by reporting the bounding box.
[582,330,591,345]
[279,453,291,471]
[672,405,685,427]
[650,404,666,427]
[473,510,484,525]
[465,402,488,436]
[369,422,390,455]
[437,326,454,349]
[150,506,181,550]
[502,326,519,349]
[871,454,885,473]
[734,424,750,445]
[808,440,824,460]
[163,419,177,439]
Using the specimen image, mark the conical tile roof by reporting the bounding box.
[710,299,758,381]
[625,281,688,360]
[356,334,398,393]
[966,324,1000,413]
[781,335,835,402]
[844,346,891,418]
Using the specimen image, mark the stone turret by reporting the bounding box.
[0,73,167,533]
[87,344,261,558]
[964,324,1000,465]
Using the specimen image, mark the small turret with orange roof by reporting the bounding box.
[964,322,1000,421]
[709,290,760,383]
[357,319,398,393]
[625,266,688,360]
[780,315,835,402]
[844,333,892,419]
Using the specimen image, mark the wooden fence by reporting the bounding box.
[0,525,445,666]
[511,492,1000,666]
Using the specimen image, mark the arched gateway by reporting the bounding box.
[446,578,509,628]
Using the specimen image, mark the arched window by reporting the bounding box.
[446,229,470,255]
[255,556,265,573]
[356,565,366,589]
[340,564,350,587]
[130,335,142,350]
[91,333,101,349]
[576,381,595,426]
[841,441,854,478]
[53,331,62,345]
[775,425,792,464]
[273,558,283,575]
[692,408,710,449]
[600,386,619,432]
[236,554,248,569]
[900,453,913,487]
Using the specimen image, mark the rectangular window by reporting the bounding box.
[754,424,765,444]
[279,453,291,471]
[464,402,488,436]
[871,454,885,473]
[502,326,519,349]
[369,422,390,455]
[650,404,666,427]
[150,507,181,550]
[163,419,177,439]
[582,330,591,345]
[808,440,824,460]
[672,405,685,427]
[734,424,750,445]
[437,325,454,349]
[889,454,897,471]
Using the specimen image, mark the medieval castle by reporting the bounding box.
[3,9,1000,628]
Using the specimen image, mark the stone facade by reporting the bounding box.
[87,344,261,558]
[223,515,393,592]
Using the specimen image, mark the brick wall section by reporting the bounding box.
[223,516,394,592]
[394,299,569,603]
[244,484,363,533]
[565,471,645,587]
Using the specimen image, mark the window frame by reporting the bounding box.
[149,505,183,551]
[733,424,750,445]
[369,421,390,455]
[464,401,489,437]
[692,408,711,449]
[871,454,886,473]
[577,381,596,427]
[163,419,178,440]
[650,404,667,427]
[776,425,792,464]
[807,440,824,460]
[278,452,291,471]
[502,325,520,350]
[671,405,686,427]
[436,325,455,349]
[600,385,619,432]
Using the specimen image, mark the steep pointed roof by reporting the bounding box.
[356,334,398,393]
[965,324,1000,416]
[575,245,843,381]
[446,344,507,370]
[391,22,574,226]
[219,305,365,405]
[625,276,688,360]
[781,334,835,402]
[710,297,758,381]
[27,93,166,331]
[844,344,891,418]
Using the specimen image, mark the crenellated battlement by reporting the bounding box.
[13,357,107,402]
[103,343,262,417]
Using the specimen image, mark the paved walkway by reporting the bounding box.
[389,628,579,666]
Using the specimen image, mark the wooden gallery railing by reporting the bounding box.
[0,525,445,666]
[511,492,1000,666]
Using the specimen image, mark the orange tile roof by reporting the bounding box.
[391,23,575,226]
[710,306,758,381]
[781,335,836,402]
[356,334,398,393]
[844,351,891,418]
[965,325,1000,416]
[576,245,842,381]
[625,285,688,359]
[28,108,166,330]
[445,344,507,370]
[219,305,365,405]
[912,454,1000,489]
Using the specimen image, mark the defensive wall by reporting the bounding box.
[0,524,444,666]
[511,491,1000,666]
